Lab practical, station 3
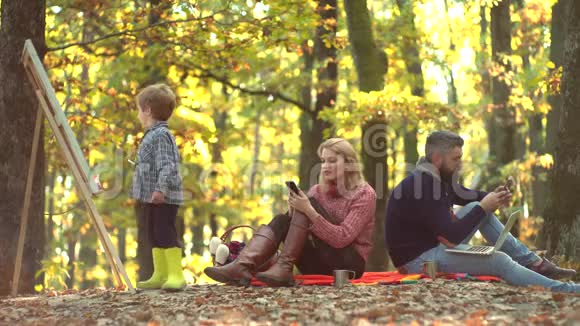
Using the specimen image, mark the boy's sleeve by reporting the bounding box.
[153,133,178,195]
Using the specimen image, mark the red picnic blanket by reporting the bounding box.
[250,271,501,286]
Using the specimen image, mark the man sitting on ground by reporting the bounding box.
[385,130,578,293]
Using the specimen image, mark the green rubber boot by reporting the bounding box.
[161,247,186,291]
[137,248,167,289]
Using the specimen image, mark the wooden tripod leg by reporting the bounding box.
[11,108,43,296]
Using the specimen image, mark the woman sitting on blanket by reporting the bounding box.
[204,138,376,287]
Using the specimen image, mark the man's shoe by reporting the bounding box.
[529,257,577,280]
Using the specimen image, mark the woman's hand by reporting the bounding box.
[286,191,295,216]
[288,190,318,221]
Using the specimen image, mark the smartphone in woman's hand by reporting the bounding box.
[285,180,301,195]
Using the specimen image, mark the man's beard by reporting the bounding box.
[440,167,456,183]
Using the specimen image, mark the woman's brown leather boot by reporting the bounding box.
[255,213,310,286]
[204,225,278,286]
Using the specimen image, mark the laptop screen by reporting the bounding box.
[493,210,522,250]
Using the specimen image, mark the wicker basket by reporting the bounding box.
[211,224,256,266]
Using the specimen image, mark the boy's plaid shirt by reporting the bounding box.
[131,121,183,205]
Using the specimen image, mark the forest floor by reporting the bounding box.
[1,279,579,325]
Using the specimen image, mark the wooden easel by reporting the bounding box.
[11,40,134,296]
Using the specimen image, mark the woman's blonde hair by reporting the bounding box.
[317,138,365,191]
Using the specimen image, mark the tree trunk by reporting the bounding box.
[46,171,56,248]
[190,209,205,256]
[344,0,387,90]
[488,0,526,237]
[299,114,331,189]
[536,0,569,248]
[298,0,337,190]
[0,0,46,296]
[249,109,262,195]
[390,133,398,188]
[488,0,517,165]
[396,0,423,171]
[361,120,389,271]
[344,0,389,271]
[298,40,317,190]
[79,233,98,288]
[65,237,77,289]
[443,0,459,105]
[542,1,580,261]
[117,228,127,263]
[313,0,338,118]
[209,213,218,237]
[528,114,548,216]
[273,141,287,213]
[518,6,547,218]
[547,0,569,155]
[477,5,492,97]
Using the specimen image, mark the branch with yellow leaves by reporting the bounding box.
[188,64,310,113]
[47,13,225,52]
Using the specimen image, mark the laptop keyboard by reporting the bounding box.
[467,246,490,252]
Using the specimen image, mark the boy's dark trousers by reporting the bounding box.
[137,201,181,248]
[267,198,366,278]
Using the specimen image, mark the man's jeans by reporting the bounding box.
[401,202,579,293]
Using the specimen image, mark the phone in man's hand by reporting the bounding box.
[285,180,301,195]
[504,176,514,192]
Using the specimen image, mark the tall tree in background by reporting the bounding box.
[0,0,46,295]
[298,0,337,190]
[543,0,580,261]
[298,41,316,191]
[488,0,522,169]
[442,0,459,105]
[546,0,569,155]
[527,0,568,218]
[344,0,389,271]
[487,0,525,236]
[536,0,569,249]
[477,4,492,101]
[396,0,423,170]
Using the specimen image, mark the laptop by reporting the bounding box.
[445,209,521,256]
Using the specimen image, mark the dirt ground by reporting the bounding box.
[1,279,579,325]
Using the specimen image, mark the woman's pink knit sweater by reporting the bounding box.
[307,183,376,261]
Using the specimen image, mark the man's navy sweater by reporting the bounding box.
[385,169,488,267]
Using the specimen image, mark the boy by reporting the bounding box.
[131,83,185,291]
